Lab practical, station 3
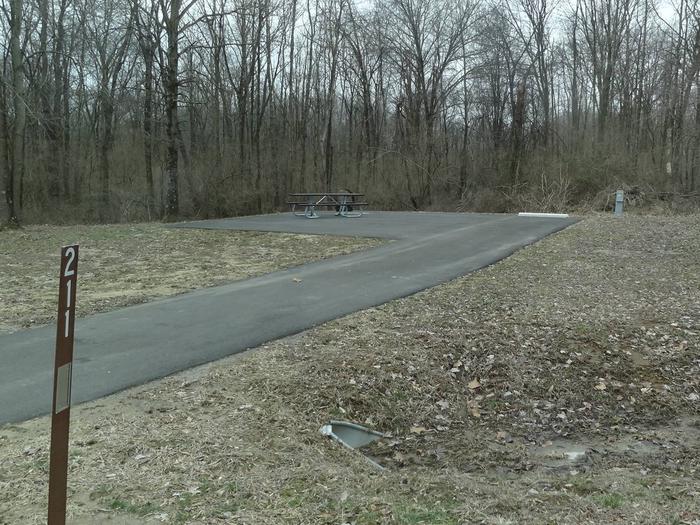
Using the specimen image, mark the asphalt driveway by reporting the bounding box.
[0,212,576,424]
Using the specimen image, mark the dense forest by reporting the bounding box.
[1,0,699,224]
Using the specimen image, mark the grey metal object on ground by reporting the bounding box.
[614,190,624,217]
[320,420,385,448]
[320,420,386,469]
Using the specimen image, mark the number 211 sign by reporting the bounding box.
[48,244,78,525]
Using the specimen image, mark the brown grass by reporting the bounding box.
[1,213,699,524]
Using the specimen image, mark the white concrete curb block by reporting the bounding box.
[518,212,570,218]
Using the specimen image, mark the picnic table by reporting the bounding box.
[287,192,367,218]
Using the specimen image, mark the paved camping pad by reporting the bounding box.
[0,212,574,424]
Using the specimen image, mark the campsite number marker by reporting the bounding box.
[48,244,79,525]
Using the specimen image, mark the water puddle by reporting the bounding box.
[531,439,589,468]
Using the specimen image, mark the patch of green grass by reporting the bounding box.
[109,499,129,511]
[540,491,574,505]
[567,477,598,496]
[173,509,190,524]
[171,492,199,524]
[599,492,624,509]
[489,499,522,514]
[32,457,49,472]
[355,510,385,524]
[280,478,309,508]
[89,484,112,500]
[176,492,196,510]
[634,477,651,489]
[211,481,247,516]
[395,504,457,524]
[197,479,213,494]
[286,495,306,508]
[391,389,409,401]
[215,501,240,515]
[109,498,158,516]
[330,407,348,418]
[574,323,593,336]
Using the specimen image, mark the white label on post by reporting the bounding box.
[64,247,76,277]
[55,363,72,414]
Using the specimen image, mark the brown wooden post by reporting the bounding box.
[48,244,79,525]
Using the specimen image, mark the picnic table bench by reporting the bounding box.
[287,192,367,218]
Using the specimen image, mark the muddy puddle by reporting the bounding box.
[529,417,700,470]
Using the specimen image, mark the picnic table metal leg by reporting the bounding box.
[339,196,350,217]
[305,205,319,219]
[339,196,362,217]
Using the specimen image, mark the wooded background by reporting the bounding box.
[1,0,699,224]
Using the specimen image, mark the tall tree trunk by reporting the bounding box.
[286,0,298,191]
[164,0,181,219]
[38,0,60,200]
[54,0,70,200]
[511,80,526,184]
[1,72,17,226]
[98,93,113,220]
[144,50,155,214]
[8,0,25,226]
[693,82,700,193]
[323,0,344,191]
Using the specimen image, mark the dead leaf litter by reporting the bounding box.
[1,213,699,524]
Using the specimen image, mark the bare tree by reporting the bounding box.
[3,0,700,223]
[319,0,343,191]
[160,0,198,219]
[1,0,25,226]
[135,0,162,214]
[508,0,554,147]
[580,0,637,141]
[85,0,134,219]
[386,0,476,207]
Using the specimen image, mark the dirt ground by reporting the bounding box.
[0,222,382,334]
[1,214,699,524]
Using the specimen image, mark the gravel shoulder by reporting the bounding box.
[1,214,698,524]
[0,223,382,334]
